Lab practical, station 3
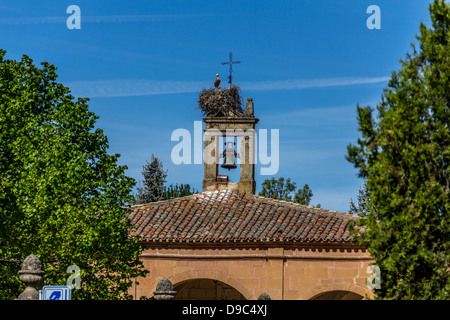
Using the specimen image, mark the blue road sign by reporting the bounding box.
[41,286,72,300]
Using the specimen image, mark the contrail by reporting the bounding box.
[65,77,390,98]
[0,14,211,25]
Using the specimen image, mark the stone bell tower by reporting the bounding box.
[202,97,259,194]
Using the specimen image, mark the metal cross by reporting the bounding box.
[221,52,240,87]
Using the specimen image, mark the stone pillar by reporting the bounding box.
[239,128,256,194]
[202,130,219,192]
[153,278,177,300]
[16,254,45,300]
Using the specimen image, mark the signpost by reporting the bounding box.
[40,286,72,300]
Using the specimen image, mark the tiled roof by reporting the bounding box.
[127,190,357,243]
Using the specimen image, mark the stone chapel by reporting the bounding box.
[127,92,374,300]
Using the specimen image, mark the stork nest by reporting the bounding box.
[198,85,244,117]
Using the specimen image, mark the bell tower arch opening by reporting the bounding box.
[217,137,241,183]
[174,278,246,300]
[202,98,259,194]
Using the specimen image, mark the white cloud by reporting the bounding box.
[0,14,211,25]
[82,14,209,23]
[66,79,207,98]
[0,16,65,24]
[240,77,390,91]
[65,77,389,98]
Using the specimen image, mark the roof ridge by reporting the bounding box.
[131,190,355,217]
[129,192,204,208]
[250,193,355,217]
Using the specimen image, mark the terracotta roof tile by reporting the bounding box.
[127,190,357,243]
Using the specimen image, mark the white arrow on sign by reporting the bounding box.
[41,286,72,300]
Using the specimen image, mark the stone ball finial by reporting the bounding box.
[153,278,177,300]
[20,254,42,271]
[257,293,271,300]
[17,254,45,300]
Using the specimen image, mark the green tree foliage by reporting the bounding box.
[134,154,168,204]
[259,177,296,201]
[0,51,148,300]
[348,180,370,217]
[346,0,450,299]
[163,183,198,200]
[133,156,198,204]
[294,184,314,206]
[258,177,319,207]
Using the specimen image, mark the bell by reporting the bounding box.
[221,141,238,170]
[221,158,237,170]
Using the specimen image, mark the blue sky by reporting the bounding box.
[0,0,436,212]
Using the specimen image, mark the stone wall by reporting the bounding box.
[130,243,373,300]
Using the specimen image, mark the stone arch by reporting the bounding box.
[304,283,372,300]
[310,290,363,300]
[303,284,373,300]
[168,270,254,300]
[174,278,246,300]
